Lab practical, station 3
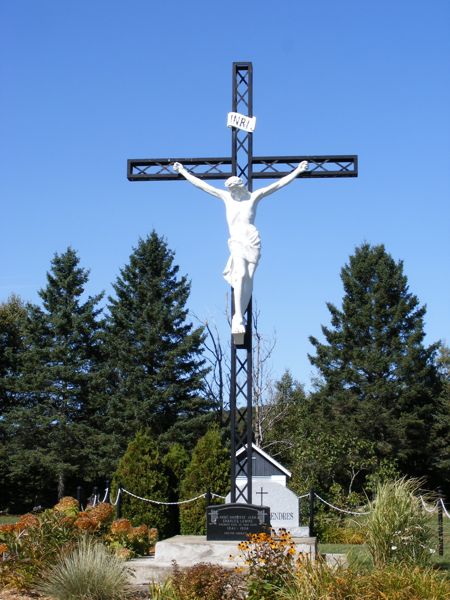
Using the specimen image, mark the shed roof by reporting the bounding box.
[236,443,292,478]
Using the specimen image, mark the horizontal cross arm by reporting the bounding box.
[253,155,358,179]
[127,158,232,181]
[127,155,358,181]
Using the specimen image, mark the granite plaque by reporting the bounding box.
[226,479,301,533]
[206,503,271,541]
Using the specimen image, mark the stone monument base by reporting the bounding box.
[127,534,317,586]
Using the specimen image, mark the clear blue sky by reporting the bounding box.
[1,1,449,389]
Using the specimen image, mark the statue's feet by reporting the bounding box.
[231,314,246,335]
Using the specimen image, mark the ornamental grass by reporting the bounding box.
[365,477,434,567]
[279,556,450,600]
[37,536,133,600]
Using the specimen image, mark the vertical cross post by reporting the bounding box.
[230,62,253,504]
[126,61,358,511]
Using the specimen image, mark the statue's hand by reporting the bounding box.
[173,162,184,173]
[299,160,308,172]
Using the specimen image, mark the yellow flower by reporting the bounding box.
[0,543,8,554]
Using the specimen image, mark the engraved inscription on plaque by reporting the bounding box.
[206,503,271,541]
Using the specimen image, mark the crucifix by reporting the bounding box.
[256,486,268,507]
[127,62,358,506]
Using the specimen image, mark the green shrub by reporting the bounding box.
[112,430,171,538]
[0,510,78,590]
[179,425,229,535]
[37,536,133,600]
[105,518,158,558]
[365,477,434,567]
[0,498,156,590]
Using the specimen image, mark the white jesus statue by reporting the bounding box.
[173,160,309,337]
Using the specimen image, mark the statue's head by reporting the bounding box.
[225,176,245,190]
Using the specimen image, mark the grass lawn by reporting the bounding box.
[0,515,19,525]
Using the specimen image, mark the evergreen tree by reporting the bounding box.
[429,343,450,493]
[308,243,441,482]
[0,295,27,508]
[0,295,27,414]
[104,232,212,451]
[5,248,106,506]
[179,425,229,535]
[112,430,171,537]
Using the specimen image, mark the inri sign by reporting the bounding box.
[227,111,256,133]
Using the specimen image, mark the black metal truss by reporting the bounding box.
[230,300,253,503]
[127,61,358,508]
[127,155,358,181]
[229,63,253,504]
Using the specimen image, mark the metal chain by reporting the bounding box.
[314,493,370,515]
[440,498,450,519]
[420,496,438,513]
[122,488,207,505]
[111,488,122,506]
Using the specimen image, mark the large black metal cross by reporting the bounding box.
[127,62,358,506]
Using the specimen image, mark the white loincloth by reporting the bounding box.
[223,224,261,285]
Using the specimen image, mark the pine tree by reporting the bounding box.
[112,430,171,537]
[6,248,106,506]
[308,243,441,481]
[104,232,212,451]
[179,425,229,535]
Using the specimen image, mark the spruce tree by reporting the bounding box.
[308,243,441,481]
[0,295,27,414]
[104,232,212,451]
[429,344,450,493]
[6,248,106,505]
[0,295,27,508]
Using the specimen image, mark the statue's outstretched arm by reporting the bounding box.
[173,163,225,200]
[253,161,308,201]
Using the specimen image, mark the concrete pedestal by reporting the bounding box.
[127,534,317,586]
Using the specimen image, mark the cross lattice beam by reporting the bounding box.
[127,61,358,512]
[127,155,358,181]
